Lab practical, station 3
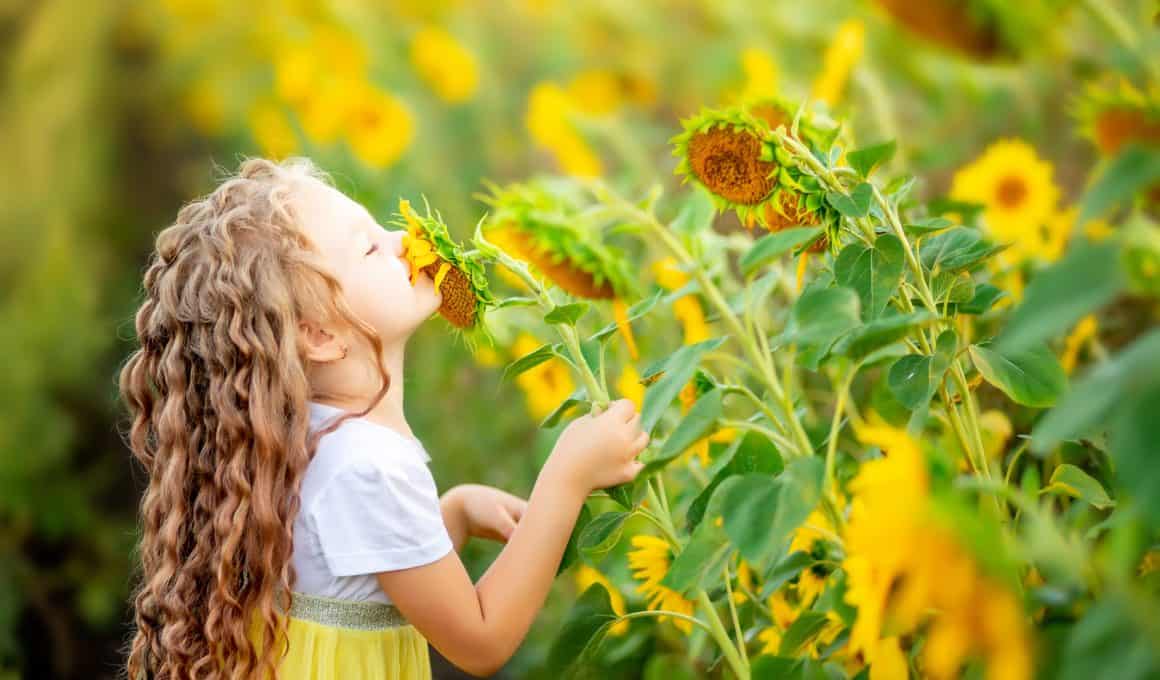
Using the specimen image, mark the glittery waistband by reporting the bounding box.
[283,591,409,631]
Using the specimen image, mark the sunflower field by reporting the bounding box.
[3,0,1160,678]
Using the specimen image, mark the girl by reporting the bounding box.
[119,157,648,680]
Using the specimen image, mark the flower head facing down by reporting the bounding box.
[1075,78,1160,157]
[627,535,696,634]
[396,199,493,332]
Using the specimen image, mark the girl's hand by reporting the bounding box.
[545,399,649,496]
[442,484,527,545]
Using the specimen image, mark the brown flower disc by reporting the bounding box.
[687,126,777,205]
[424,260,476,329]
[1094,108,1160,156]
[873,0,1002,59]
[508,231,615,299]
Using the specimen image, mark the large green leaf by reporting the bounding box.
[713,458,823,564]
[886,330,956,410]
[578,511,631,563]
[1041,464,1114,510]
[1109,386,1160,524]
[778,611,831,656]
[997,241,1124,354]
[1033,329,1160,452]
[847,140,896,178]
[833,234,905,320]
[740,227,825,276]
[930,270,975,305]
[558,504,593,575]
[641,389,723,473]
[958,282,1007,315]
[825,182,873,217]
[784,286,862,368]
[502,342,559,382]
[969,343,1067,408]
[590,290,663,342]
[545,302,590,325]
[546,584,619,677]
[831,311,937,361]
[1079,145,1160,223]
[639,337,726,433]
[660,516,731,595]
[920,228,1003,273]
[687,430,783,530]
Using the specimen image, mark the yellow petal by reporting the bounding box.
[433,262,451,290]
[613,298,639,360]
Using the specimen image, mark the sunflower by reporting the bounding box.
[627,535,696,634]
[396,198,493,332]
[346,83,414,169]
[479,179,634,300]
[871,0,1064,60]
[950,139,1060,263]
[671,101,835,244]
[812,19,865,107]
[651,258,710,345]
[410,26,479,104]
[1075,78,1160,156]
[787,508,836,606]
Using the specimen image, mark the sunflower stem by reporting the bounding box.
[613,609,713,635]
[723,564,750,670]
[696,589,750,680]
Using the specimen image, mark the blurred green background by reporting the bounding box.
[0,0,1155,678]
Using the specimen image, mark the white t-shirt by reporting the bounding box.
[291,400,454,604]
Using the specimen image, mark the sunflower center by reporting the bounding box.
[687,127,777,205]
[424,261,476,329]
[995,176,1028,209]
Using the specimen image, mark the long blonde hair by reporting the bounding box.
[119,157,390,680]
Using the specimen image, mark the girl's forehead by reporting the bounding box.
[295,178,364,252]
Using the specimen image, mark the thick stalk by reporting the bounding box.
[697,589,750,680]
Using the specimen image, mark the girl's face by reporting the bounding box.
[294,177,441,344]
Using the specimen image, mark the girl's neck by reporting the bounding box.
[316,342,413,439]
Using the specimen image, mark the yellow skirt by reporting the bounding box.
[248,592,431,680]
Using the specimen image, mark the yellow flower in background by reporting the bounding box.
[1061,314,1099,374]
[734,46,778,102]
[978,409,1014,460]
[346,84,414,169]
[788,508,834,605]
[813,19,865,106]
[274,26,369,106]
[628,535,696,634]
[472,345,503,367]
[184,76,227,136]
[652,258,710,345]
[526,82,603,176]
[248,99,297,159]
[950,139,1061,264]
[296,77,361,145]
[411,26,479,103]
[870,637,908,680]
[511,334,574,421]
[574,564,629,635]
[568,69,622,115]
[732,560,754,604]
[616,364,646,410]
[274,46,320,105]
[679,383,711,466]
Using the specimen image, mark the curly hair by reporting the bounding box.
[118,157,391,680]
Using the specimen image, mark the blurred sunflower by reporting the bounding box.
[1075,78,1160,157]
[812,19,865,107]
[871,0,1064,60]
[526,82,603,176]
[397,199,493,332]
[574,565,629,635]
[787,508,836,606]
[510,334,574,421]
[615,363,645,409]
[346,83,415,169]
[652,258,710,345]
[410,26,479,104]
[723,46,778,104]
[248,98,298,159]
[628,535,696,634]
[567,69,623,116]
[950,139,1060,263]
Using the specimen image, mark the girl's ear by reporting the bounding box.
[298,319,348,364]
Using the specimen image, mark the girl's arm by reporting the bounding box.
[376,400,647,677]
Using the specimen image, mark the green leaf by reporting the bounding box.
[590,290,664,342]
[660,518,731,595]
[740,227,825,276]
[997,241,1123,355]
[545,302,590,325]
[778,611,831,656]
[1042,464,1114,509]
[825,182,873,218]
[886,330,956,410]
[495,296,539,309]
[904,216,954,236]
[687,431,783,530]
[642,389,723,473]
[920,228,1003,272]
[546,584,618,676]
[847,140,897,178]
[832,311,938,360]
[1033,329,1160,453]
[959,282,1007,315]
[541,387,587,429]
[759,551,815,599]
[605,482,637,510]
[969,343,1067,408]
[785,286,862,348]
[1109,386,1160,524]
[1079,145,1160,223]
[640,337,726,433]
[834,234,905,320]
[714,458,823,564]
[503,343,559,382]
[930,270,975,305]
[671,186,717,235]
[578,511,631,562]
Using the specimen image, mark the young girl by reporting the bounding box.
[119,157,648,680]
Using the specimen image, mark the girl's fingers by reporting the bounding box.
[624,461,645,482]
[627,412,641,432]
[630,431,650,455]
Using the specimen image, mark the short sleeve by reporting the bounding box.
[309,453,453,577]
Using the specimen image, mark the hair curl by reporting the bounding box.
[118,157,390,680]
